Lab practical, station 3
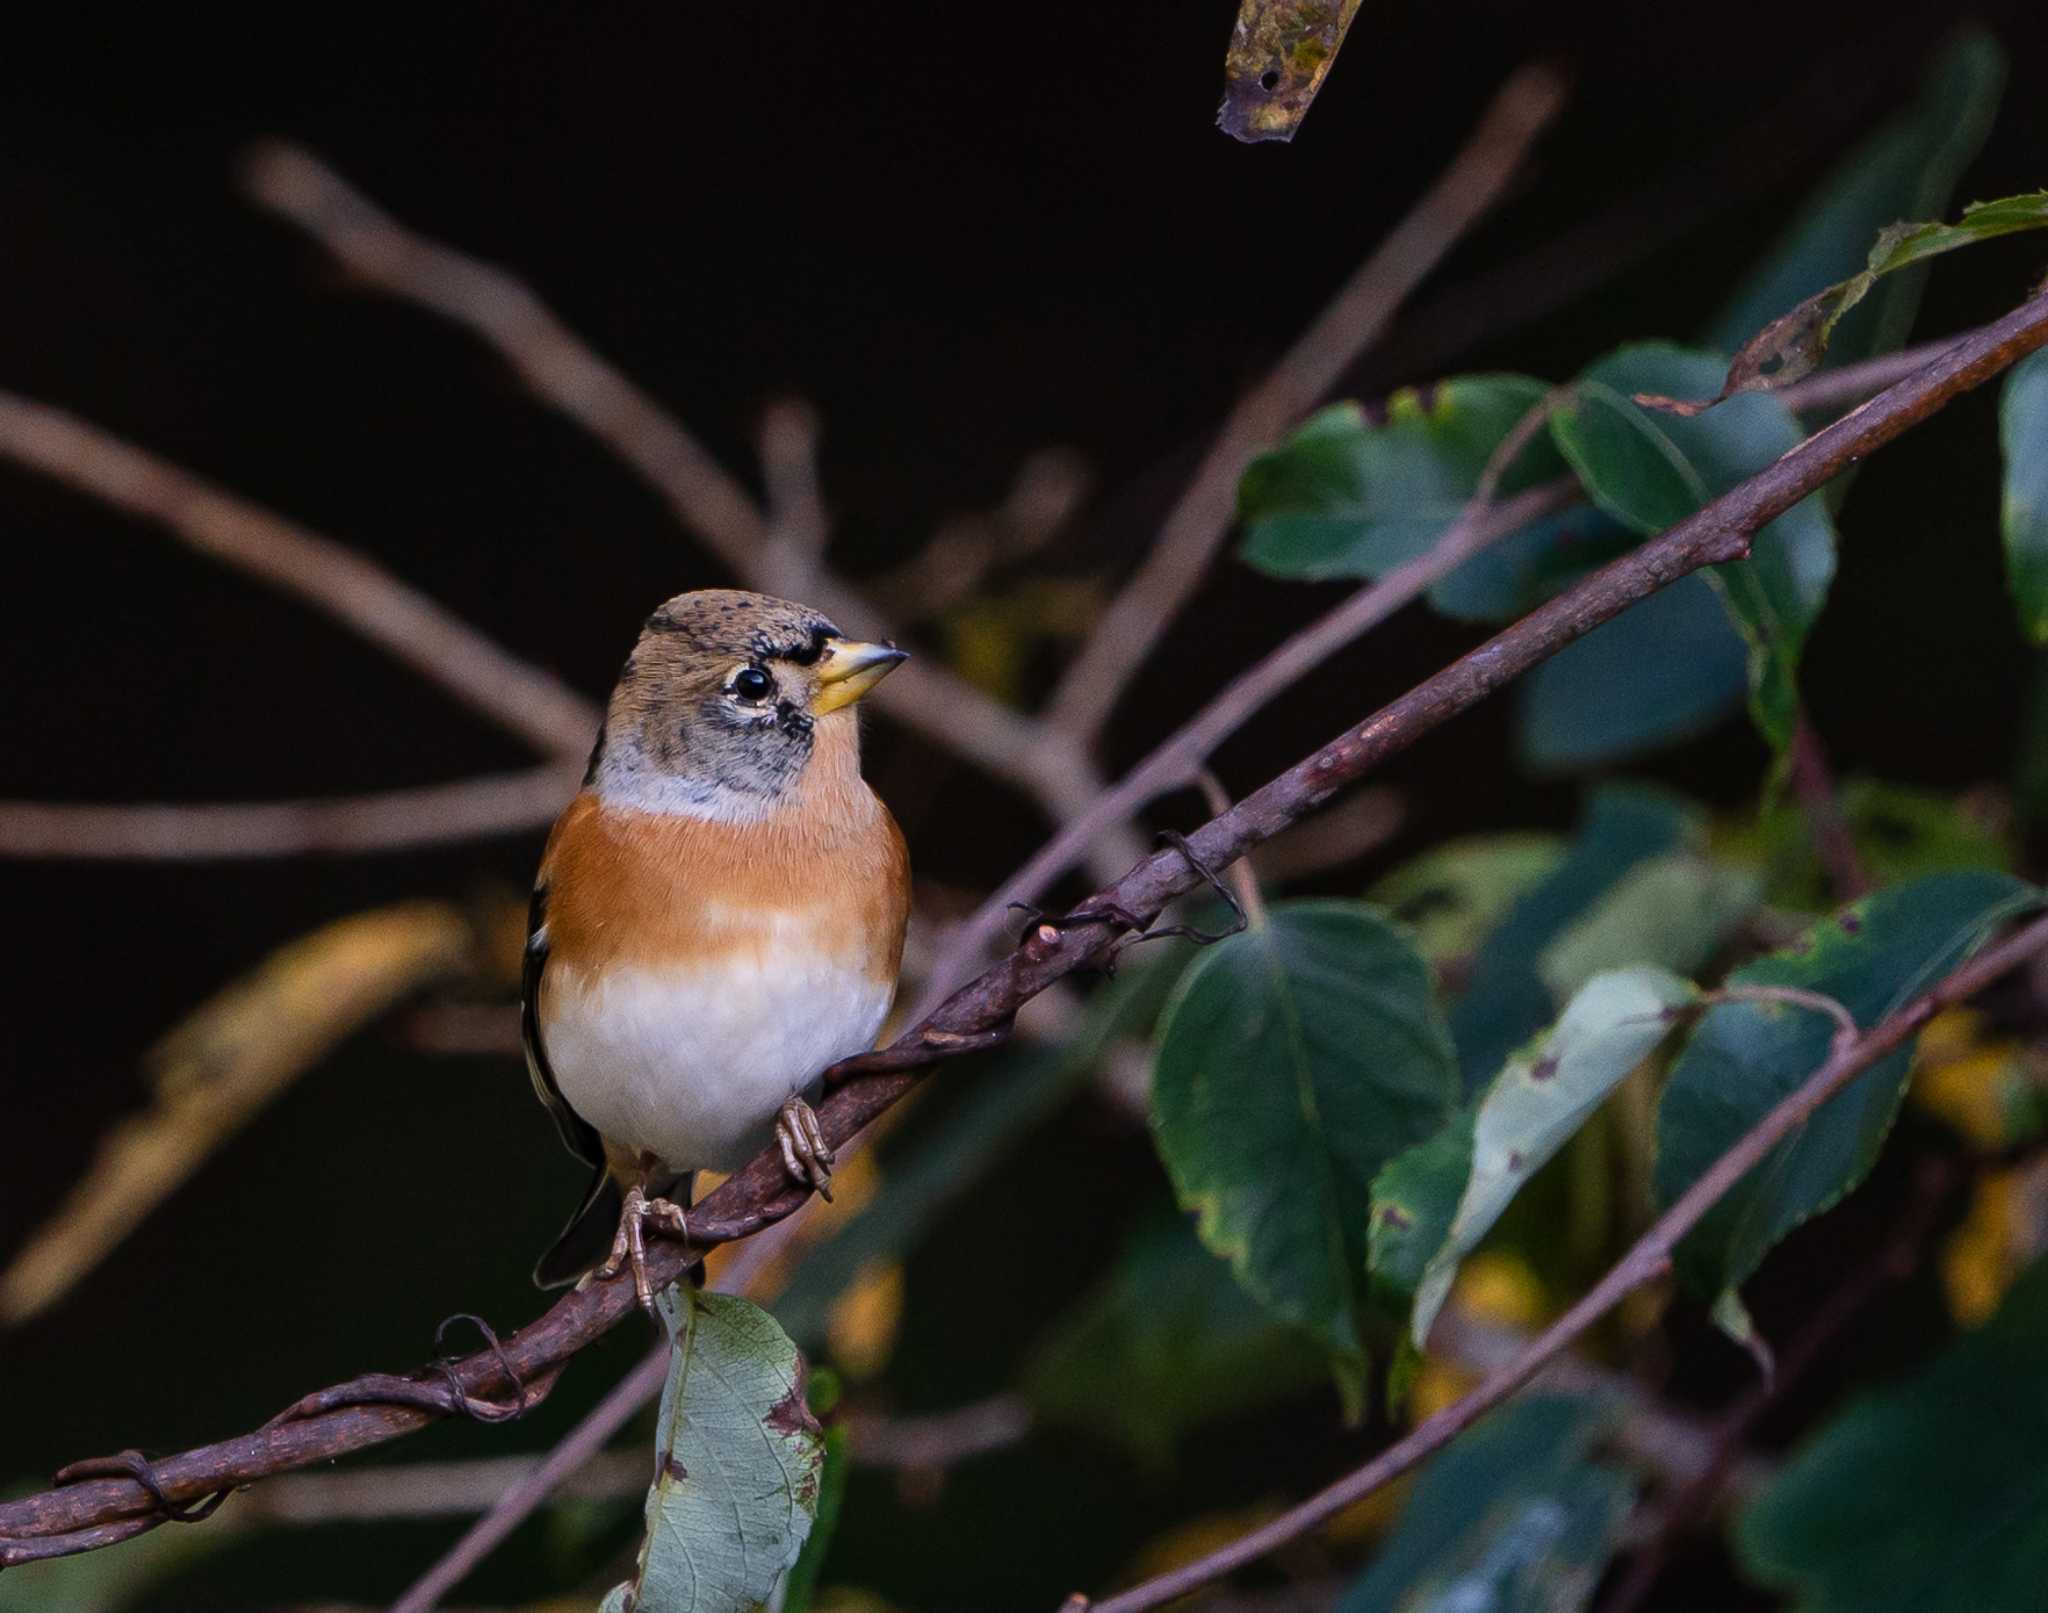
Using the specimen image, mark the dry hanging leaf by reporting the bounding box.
[1218,0,1365,143]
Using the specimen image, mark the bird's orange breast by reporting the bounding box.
[538,783,910,986]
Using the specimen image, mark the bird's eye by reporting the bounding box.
[731,666,773,702]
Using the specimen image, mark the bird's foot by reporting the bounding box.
[598,1184,691,1313]
[775,1097,835,1202]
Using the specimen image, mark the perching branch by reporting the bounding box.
[1070,908,2048,1613]
[918,332,1972,1008]
[4,282,2044,1570]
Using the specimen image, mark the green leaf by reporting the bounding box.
[1450,785,1699,1092]
[1655,871,2038,1317]
[1718,190,2048,402]
[1025,1210,1328,1466]
[1368,1111,1474,1311]
[1150,900,1460,1361]
[1336,1395,1637,1613]
[1538,853,1762,1002]
[1708,31,2006,371]
[2002,349,2048,645]
[1237,380,1574,621]
[1550,344,1838,751]
[1737,1255,2048,1612]
[605,1289,827,1613]
[1368,833,1568,968]
[1408,968,1700,1346]
[780,1423,849,1613]
[1516,574,1750,770]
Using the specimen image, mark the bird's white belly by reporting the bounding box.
[544,947,892,1172]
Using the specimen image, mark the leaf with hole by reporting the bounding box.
[1217,0,1366,143]
[1336,1395,1637,1613]
[1737,1254,2048,1612]
[601,1289,826,1613]
[1150,900,1460,1367]
[1654,870,2038,1327]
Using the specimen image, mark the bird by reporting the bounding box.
[522,589,911,1307]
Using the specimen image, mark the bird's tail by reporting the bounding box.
[533,1166,622,1289]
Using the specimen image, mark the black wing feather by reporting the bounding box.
[523,882,604,1168]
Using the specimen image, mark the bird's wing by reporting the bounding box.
[523,880,604,1169]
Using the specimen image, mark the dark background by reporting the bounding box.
[4,4,2046,1607]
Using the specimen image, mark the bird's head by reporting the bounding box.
[586,589,907,820]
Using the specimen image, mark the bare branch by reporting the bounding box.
[239,142,1137,879]
[5,282,2044,1567]
[866,447,1092,620]
[0,764,581,861]
[0,393,599,761]
[1042,64,1569,746]
[758,397,830,569]
[1071,909,2048,1613]
[1788,717,1872,899]
[914,474,1577,1012]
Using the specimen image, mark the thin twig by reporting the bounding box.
[0,392,599,761]
[385,1345,668,1613]
[385,1204,810,1613]
[1788,717,1872,898]
[758,398,830,570]
[1042,64,1569,745]
[1706,984,1861,1053]
[866,448,1092,621]
[6,284,2044,1564]
[0,765,581,860]
[915,474,1577,1011]
[1070,911,2048,1613]
[918,329,1978,1009]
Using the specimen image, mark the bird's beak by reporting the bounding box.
[812,639,908,714]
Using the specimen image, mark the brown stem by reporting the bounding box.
[1789,717,1872,899]
[5,283,2045,1568]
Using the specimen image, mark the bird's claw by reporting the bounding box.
[775,1097,835,1201]
[599,1184,691,1314]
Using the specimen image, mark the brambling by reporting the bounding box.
[523,589,910,1305]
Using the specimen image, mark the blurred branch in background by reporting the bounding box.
[4,277,2044,1572]
[1041,64,1567,746]
[237,140,1144,885]
[0,392,599,760]
[0,902,489,1323]
[237,63,1564,893]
